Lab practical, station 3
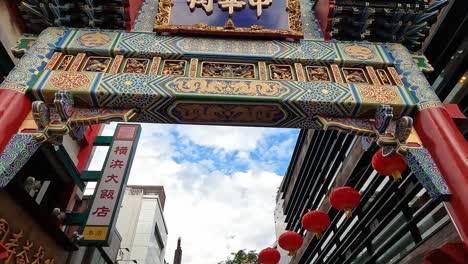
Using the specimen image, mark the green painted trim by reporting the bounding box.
[93,136,113,146]
[56,146,86,191]
[64,212,87,226]
[81,170,102,181]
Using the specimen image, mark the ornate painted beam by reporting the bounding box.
[30,70,413,127]
[51,28,392,66]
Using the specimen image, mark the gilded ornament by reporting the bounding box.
[343,44,374,60]
[269,64,293,80]
[162,60,186,76]
[77,32,111,48]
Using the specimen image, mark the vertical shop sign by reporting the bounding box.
[80,124,141,246]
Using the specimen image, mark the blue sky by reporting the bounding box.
[89,124,299,263]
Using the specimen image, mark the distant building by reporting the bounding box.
[173,237,182,264]
[116,186,168,264]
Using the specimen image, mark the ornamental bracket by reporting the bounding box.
[32,91,137,144]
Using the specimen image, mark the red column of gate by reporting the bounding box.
[0,89,32,154]
[414,106,468,249]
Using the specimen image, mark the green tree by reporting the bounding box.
[217,249,260,264]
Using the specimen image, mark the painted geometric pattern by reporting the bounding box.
[351,84,413,118]
[403,147,450,201]
[385,44,442,110]
[116,33,182,57]
[132,0,158,32]
[97,73,164,109]
[293,82,354,116]
[0,28,68,94]
[49,29,394,66]
[31,72,415,128]
[0,134,41,188]
[32,70,102,106]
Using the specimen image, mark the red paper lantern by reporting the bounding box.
[372,149,408,182]
[301,210,330,239]
[278,231,303,256]
[329,186,360,217]
[258,247,281,264]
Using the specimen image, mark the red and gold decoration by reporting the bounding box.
[329,187,360,217]
[301,210,330,239]
[372,149,408,182]
[258,247,281,264]
[278,231,303,256]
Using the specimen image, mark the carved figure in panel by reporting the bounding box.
[269,64,293,80]
[83,57,111,72]
[342,68,369,84]
[56,55,74,71]
[162,60,186,76]
[306,66,331,82]
[123,58,150,74]
[202,62,255,79]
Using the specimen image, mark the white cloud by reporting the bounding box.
[88,123,297,264]
[175,125,290,153]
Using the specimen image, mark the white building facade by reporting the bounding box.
[116,186,168,264]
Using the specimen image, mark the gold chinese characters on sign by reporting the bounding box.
[155,0,303,40]
[0,219,55,264]
[188,0,271,17]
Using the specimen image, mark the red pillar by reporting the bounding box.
[414,107,468,249]
[0,89,32,153]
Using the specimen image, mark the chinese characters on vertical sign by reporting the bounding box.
[81,124,141,245]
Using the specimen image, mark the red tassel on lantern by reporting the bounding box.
[258,247,281,264]
[278,231,303,256]
[301,210,330,239]
[329,186,360,217]
[372,149,408,182]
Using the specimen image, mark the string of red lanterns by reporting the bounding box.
[261,147,409,263]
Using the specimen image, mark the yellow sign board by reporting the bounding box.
[83,226,109,241]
